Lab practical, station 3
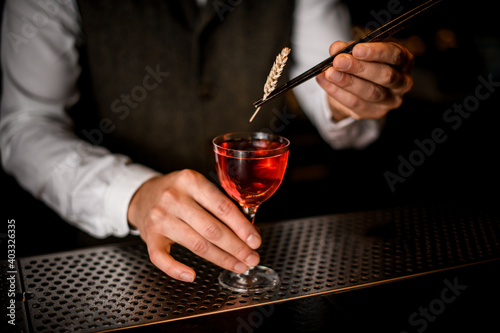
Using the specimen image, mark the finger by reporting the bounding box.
[146,234,196,282]
[352,42,414,72]
[182,171,262,249]
[332,53,411,91]
[157,213,257,274]
[317,73,395,119]
[323,66,389,103]
[329,40,350,56]
[170,198,261,268]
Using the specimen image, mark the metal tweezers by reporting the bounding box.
[253,0,443,109]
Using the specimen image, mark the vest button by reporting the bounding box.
[200,82,215,99]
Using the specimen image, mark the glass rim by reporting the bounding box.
[213,131,290,156]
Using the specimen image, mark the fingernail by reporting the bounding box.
[354,44,369,59]
[330,70,343,82]
[180,272,195,282]
[246,234,261,249]
[245,253,260,267]
[234,262,248,273]
[335,55,351,70]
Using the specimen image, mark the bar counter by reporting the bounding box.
[5,202,499,332]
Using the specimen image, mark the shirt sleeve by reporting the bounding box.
[291,0,383,149]
[0,0,160,238]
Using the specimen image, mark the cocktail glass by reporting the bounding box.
[213,132,289,292]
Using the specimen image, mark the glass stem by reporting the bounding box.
[241,205,259,272]
[241,206,258,224]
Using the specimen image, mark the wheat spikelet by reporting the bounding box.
[249,47,291,122]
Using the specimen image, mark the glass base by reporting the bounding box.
[218,265,280,293]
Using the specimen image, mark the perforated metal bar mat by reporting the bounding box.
[11,204,500,332]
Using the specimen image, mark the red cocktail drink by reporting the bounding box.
[214,137,289,208]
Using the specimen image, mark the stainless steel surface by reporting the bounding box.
[16,204,500,332]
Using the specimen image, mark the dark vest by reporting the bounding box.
[74,0,295,176]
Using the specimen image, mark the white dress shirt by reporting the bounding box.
[0,0,382,238]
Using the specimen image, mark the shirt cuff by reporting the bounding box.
[319,90,356,129]
[104,163,161,237]
[316,91,382,149]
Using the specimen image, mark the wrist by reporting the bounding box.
[326,95,350,122]
[127,175,159,228]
